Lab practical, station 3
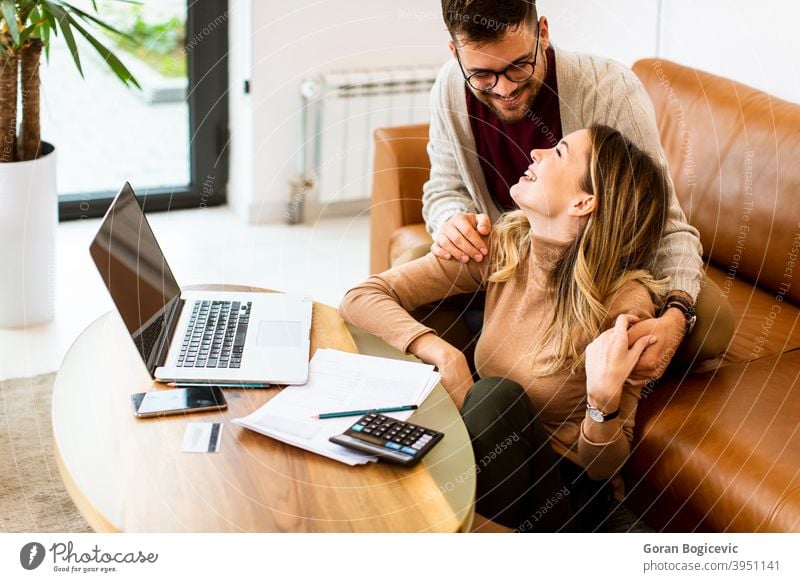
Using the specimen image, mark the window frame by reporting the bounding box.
[58,0,229,221]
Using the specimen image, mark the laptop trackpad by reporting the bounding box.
[256,320,302,347]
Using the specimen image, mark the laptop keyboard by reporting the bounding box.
[176,301,251,368]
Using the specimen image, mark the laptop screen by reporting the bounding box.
[89,183,182,370]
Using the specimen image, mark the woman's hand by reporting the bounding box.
[585,314,657,413]
[408,333,473,409]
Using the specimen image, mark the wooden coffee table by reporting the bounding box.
[53,285,475,532]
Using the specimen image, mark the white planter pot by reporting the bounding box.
[0,143,57,328]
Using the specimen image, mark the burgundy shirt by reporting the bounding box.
[466,46,562,211]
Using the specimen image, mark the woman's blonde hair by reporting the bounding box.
[489,124,671,375]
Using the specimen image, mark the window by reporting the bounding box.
[48,0,228,220]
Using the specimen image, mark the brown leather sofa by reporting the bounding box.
[368,59,800,532]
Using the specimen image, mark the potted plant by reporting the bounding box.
[0,0,138,327]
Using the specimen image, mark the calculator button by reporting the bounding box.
[362,428,373,434]
[401,446,418,456]
[412,442,424,449]
[385,442,402,450]
[392,436,403,443]
[351,424,365,432]
[402,438,415,446]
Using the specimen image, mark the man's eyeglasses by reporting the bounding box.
[455,23,541,93]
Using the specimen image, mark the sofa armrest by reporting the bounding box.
[370,124,431,274]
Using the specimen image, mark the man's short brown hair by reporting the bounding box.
[441,0,538,46]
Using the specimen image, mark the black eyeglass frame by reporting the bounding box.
[454,21,541,93]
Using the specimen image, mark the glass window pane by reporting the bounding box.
[41,0,189,197]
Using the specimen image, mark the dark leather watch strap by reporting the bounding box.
[586,402,620,421]
[660,294,692,314]
[660,294,697,334]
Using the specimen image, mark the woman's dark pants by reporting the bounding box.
[460,377,614,532]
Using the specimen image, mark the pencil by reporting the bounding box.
[166,381,272,389]
[315,404,418,419]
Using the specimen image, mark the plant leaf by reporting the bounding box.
[41,0,83,76]
[18,24,35,45]
[44,10,57,32]
[41,17,51,60]
[61,11,140,89]
[61,1,136,42]
[17,0,39,25]
[1,0,20,45]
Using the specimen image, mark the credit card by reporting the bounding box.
[182,422,223,453]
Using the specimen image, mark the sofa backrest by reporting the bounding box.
[633,58,800,304]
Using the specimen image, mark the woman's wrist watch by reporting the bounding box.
[659,294,697,335]
[586,402,620,423]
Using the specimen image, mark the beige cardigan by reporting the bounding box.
[421,47,704,300]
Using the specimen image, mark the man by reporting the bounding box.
[420,0,733,385]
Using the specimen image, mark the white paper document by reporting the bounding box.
[233,349,441,465]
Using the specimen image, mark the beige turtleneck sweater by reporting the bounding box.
[339,233,655,485]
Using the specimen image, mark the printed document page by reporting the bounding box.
[233,349,441,465]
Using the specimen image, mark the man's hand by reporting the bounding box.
[625,308,687,386]
[585,314,657,413]
[407,333,473,409]
[431,212,491,263]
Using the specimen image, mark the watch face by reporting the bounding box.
[588,407,605,422]
[687,314,697,333]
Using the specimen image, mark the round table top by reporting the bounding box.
[53,285,475,532]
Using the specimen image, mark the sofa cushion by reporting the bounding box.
[370,124,431,274]
[705,266,800,363]
[633,59,800,304]
[389,224,432,267]
[625,349,800,532]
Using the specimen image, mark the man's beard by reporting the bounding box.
[474,80,540,124]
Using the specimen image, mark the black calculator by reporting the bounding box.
[329,413,443,466]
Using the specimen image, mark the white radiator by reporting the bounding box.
[288,65,440,223]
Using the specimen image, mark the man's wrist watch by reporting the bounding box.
[586,402,620,423]
[659,294,697,335]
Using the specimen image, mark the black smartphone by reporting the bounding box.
[130,386,227,418]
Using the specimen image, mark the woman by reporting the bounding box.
[339,124,670,532]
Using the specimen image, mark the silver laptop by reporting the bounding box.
[90,183,312,385]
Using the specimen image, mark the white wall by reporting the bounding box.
[538,0,800,102]
[537,0,660,66]
[659,0,800,104]
[227,0,449,223]
[228,0,800,224]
